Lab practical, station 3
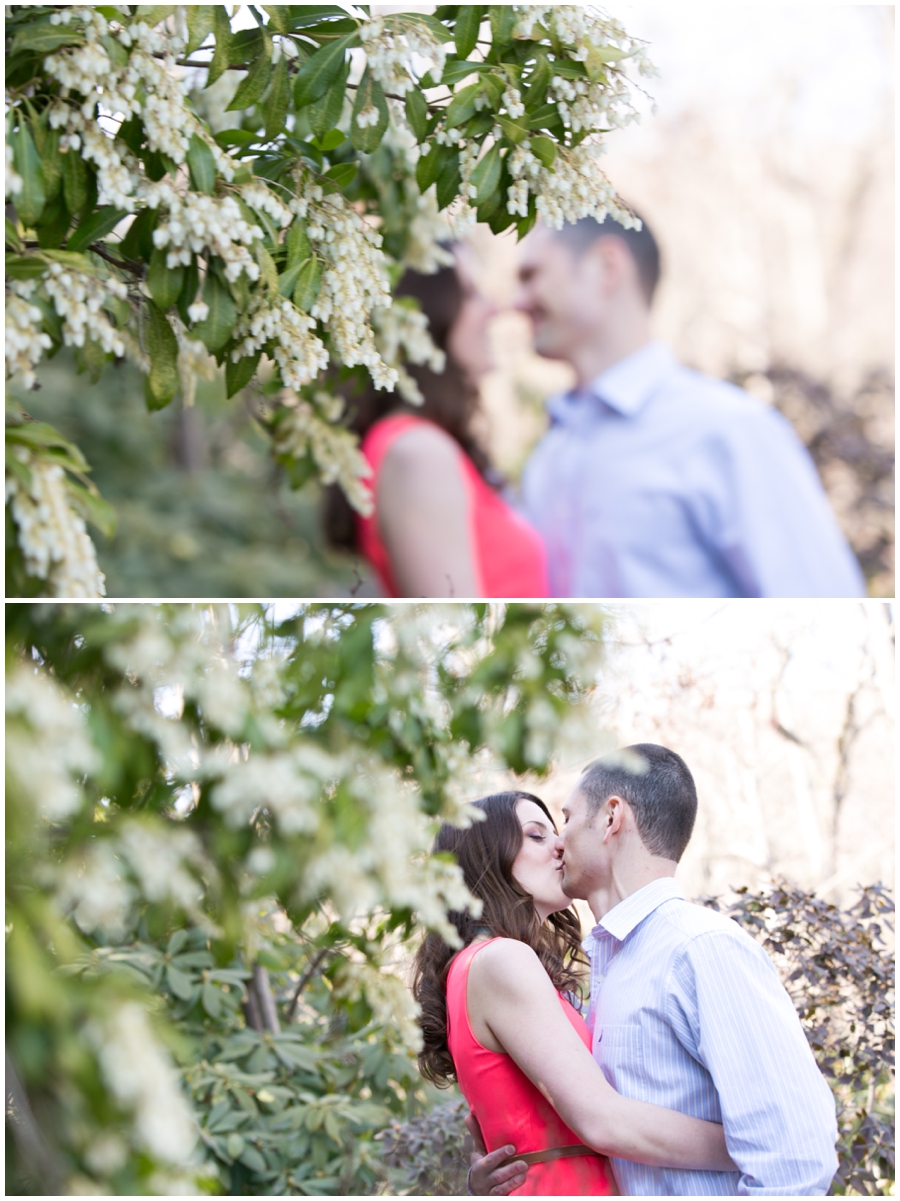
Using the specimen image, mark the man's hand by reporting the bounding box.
[464,1113,527,1196]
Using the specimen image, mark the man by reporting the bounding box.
[514,216,866,598]
[469,744,838,1195]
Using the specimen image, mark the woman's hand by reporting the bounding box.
[377,423,482,597]
[467,938,736,1172]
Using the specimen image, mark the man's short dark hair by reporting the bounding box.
[554,211,661,306]
[579,743,696,862]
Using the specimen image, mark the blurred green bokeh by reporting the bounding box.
[9,355,375,598]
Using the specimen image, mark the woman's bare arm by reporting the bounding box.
[376,424,482,598]
[467,938,735,1171]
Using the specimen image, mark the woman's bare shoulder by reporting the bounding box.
[381,420,460,472]
[468,938,548,989]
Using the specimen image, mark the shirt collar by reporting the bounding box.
[548,340,676,424]
[589,876,685,943]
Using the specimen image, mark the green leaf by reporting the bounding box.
[6,217,24,253]
[527,103,564,132]
[316,129,345,153]
[226,1132,245,1160]
[350,66,389,154]
[227,45,273,111]
[5,254,48,281]
[202,979,223,1018]
[186,134,217,195]
[39,128,63,204]
[176,255,201,325]
[64,480,117,539]
[167,929,189,956]
[435,150,461,211]
[262,5,290,33]
[166,962,196,1000]
[67,206,126,254]
[186,5,216,54]
[496,115,528,143]
[35,195,69,250]
[415,143,443,193]
[404,89,429,142]
[292,256,322,312]
[119,207,157,261]
[13,123,46,229]
[11,21,84,55]
[208,5,233,85]
[225,350,261,397]
[454,5,483,58]
[439,58,484,87]
[324,162,358,190]
[254,242,279,294]
[470,141,502,205]
[145,302,180,410]
[264,56,291,141]
[239,1145,268,1174]
[147,247,185,311]
[522,53,551,107]
[590,45,631,65]
[489,4,516,45]
[529,134,556,168]
[137,6,175,29]
[404,12,453,44]
[193,273,237,354]
[308,61,349,139]
[294,32,357,107]
[63,149,89,216]
[285,222,311,266]
[444,81,481,129]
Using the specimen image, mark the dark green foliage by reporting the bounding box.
[380,1097,471,1195]
[702,882,894,1196]
[9,353,368,598]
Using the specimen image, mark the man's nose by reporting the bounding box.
[552,835,564,858]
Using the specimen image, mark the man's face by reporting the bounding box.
[513,224,610,362]
[558,786,607,899]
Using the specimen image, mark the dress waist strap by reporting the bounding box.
[500,1144,602,1168]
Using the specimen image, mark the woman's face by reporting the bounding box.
[446,247,499,381]
[511,798,570,922]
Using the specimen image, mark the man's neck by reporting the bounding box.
[586,856,677,924]
[569,322,653,389]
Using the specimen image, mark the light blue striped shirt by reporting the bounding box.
[521,341,866,598]
[584,877,838,1195]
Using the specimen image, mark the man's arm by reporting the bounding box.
[671,928,838,1196]
[702,405,866,598]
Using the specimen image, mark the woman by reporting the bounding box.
[323,248,548,597]
[413,792,735,1196]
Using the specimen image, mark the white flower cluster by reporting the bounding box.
[6,447,107,598]
[373,301,446,405]
[298,180,398,390]
[147,182,263,281]
[6,663,101,822]
[514,4,655,77]
[5,141,23,196]
[359,15,448,96]
[507,141,639,230]
[241,182,293,230]
[174,323,216,408]
[6,283,52,389]
[380,124,455,273]
[88,1002,198,1165]
[57,839,134,939]
[212,748,324,834]
[272,399,374,515]
[44,261,128,356]
[44,8,238,213]
[54,112,141,211]
[230,295,328,391]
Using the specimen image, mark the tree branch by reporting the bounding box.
[285,947,331,1024]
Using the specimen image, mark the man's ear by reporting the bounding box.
[594,235,634,297]
[601,794,627,844]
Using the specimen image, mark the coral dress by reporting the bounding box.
[358,414,548,597]
[446,939,616,1197]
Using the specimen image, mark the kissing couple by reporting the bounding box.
[413,744,838,1196]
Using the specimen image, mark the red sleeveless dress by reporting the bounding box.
[358,414,548,597]
[446,939,615,1196]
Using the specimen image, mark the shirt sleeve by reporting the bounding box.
[667,929,838,1195]
[690,405,866,598]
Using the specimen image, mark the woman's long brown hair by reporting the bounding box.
[322,262,495,551]
[412,791,587,1088]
